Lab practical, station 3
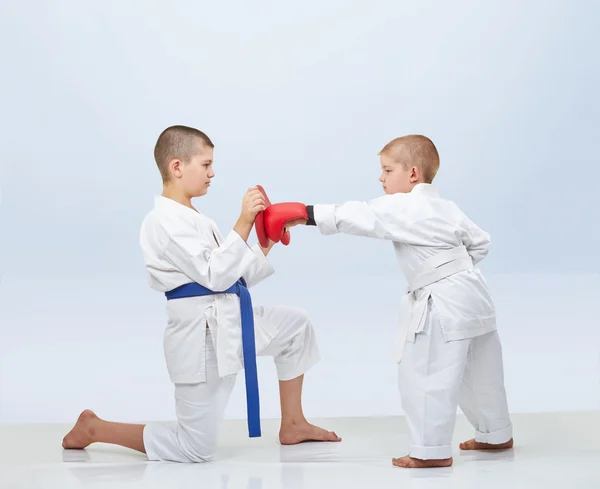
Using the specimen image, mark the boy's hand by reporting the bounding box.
[240,187,267,224]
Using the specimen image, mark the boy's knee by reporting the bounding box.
[284,306,312,330]
[264,305,313,332]
[190,451,216,463]
[179,433,217,463]
[283,306,317,342]
[261,305,317,357]
[185,443,217,463]
[280,306,310,326]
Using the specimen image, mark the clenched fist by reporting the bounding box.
[239,187,267,225]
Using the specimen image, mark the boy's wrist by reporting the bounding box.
[233,216,254,242]
[238,214,255,226]
[259,241,275,256]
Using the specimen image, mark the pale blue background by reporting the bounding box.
[0,1,599,424]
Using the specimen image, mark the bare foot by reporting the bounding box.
[279,420,342,445]
[62,410,99,449]
[459,438,514,450]
[392,455,453,468]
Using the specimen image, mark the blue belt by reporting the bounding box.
[165,278,261,438]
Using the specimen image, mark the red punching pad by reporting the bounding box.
[255,185,291,247]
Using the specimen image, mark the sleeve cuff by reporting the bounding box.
[313,204,339,235]
[226,229,251,249]
[250,244,275,275]
[306,205,316,226]
[225,230,258,265]
[229,229,254,250]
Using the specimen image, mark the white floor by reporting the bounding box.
[1,412,599,489]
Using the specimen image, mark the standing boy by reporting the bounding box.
[261,135,513,468]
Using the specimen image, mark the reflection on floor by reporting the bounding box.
[1,412,599,488]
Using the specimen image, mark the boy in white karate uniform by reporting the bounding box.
[263,135,513,468]
[62,125,340,462]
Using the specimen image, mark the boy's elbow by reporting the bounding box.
[482,235,492,258]
[203,275,233,292]
[204,268,242,292]
[471,251,487,265]
[188,257,239,292]
[184,267,226,292]
[470,243,490,265]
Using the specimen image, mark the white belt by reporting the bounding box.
[407,245,473,293]
[395,246,473,362]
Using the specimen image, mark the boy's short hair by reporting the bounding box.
[154,125,214,182]
[379,135,440,183]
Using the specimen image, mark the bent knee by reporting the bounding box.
[282,305,312,329]
[289,307,317,342]
[179,434,217,463]
[184,447,216,463]
[262,305,312,331]
[189,452,215,463]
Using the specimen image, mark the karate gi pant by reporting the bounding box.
[143,305,320,463]
[398,299,513,460]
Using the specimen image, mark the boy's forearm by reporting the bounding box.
[234,216,275,255]
[233,218,253,242]
[232,211,278,256]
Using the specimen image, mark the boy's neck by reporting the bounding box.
[410,181,428,190]
[162,186,196,211]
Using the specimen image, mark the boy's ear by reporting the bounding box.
[410,166,420,182]
[169,159,182,177]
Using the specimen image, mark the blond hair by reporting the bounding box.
[379,135,440,183]
[154,125,214,183]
